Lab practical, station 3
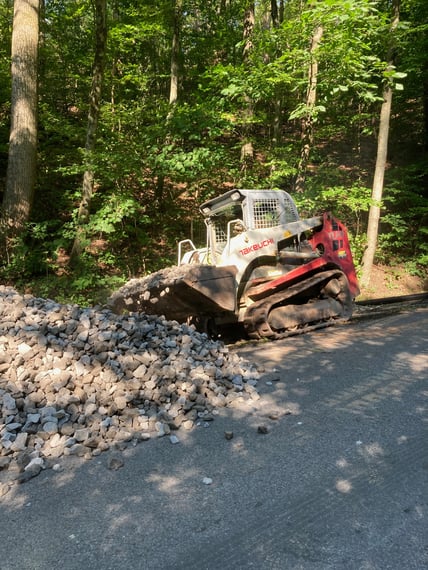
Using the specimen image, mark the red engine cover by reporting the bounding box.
[246,213,360,301]
[308,213,360,298]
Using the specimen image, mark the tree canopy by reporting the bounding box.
[0,0,426,303]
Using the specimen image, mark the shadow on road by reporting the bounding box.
[1,309,427,570]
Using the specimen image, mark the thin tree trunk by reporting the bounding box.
[360,0,400,288]
[110,3,119,133]
[423,59,428,150]
[271,1,284,148]
[70,0,107,265]
[240,2,255,170]
[168,0,182,109]
[2,0,40,241]
[279,0,284,24]
[271,0,278,27]
[294,24,323,193]
[157,0,182,207]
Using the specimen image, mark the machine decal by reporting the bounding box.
[239,238,274,256]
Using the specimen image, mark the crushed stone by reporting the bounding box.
[0,286,262,484]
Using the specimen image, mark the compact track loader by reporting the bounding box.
[109,189,360,340]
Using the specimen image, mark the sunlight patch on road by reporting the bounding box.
[335,478,352,493]
[361,442,384,458]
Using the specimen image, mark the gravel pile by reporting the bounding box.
[0,286,261,484]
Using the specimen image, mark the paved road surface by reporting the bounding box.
[1,308,427,569]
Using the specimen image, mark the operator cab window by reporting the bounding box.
[252,199,281,229]
[210,203,244,252]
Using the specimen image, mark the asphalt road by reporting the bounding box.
[1,307,427,570]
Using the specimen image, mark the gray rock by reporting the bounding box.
[2,394,16,411]
[74,428,90,442]
[107,455,124,470]
[40,406,57,419]
[43,421,58,434]
[27,413,41,424]
[0,457,11,470]
[11,432,28,451]
[17,464,42,484]
[24,456,44,471]
[0,483,10,497]
[5,422,22,431]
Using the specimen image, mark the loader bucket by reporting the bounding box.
[108,265,238,322]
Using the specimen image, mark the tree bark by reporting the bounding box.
[240,2,255,171]
[294,24,323,193]
[157,0,182,208]
[271,1,284,147]
[2,0,40,241]
[279,0,284,24]
[271,0,278,28]
[70,0,107,265]
[423,58,428,150]
[360,0,400,288]
[169,0,182,109]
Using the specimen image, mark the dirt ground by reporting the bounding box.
[358,263,427,300]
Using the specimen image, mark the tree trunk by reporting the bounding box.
[279,0,284,24]
[240,2,255,171]
[360,0,400,288]
[271,1,284,148]
[294,24,323,193]
[271,0,278,28]
[169,0,182,109]
[157,0,182,208]
[2,0,40,241]
[423,58,428,150]
[70,0,107,265]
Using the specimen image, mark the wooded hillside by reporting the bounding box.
[0,0,426,304]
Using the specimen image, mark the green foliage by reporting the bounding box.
[0,224,52,280]
[292,184,373,265]
[0,220,128,306]
[375,173,428,269]
[0,0,426,304]
[19,269,127,308]
[89,192,142,235]
[294,185,372,226]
